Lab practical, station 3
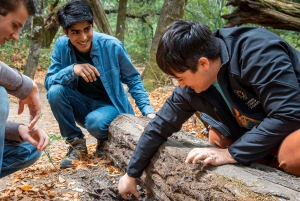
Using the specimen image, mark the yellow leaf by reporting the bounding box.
[21,185,33,191]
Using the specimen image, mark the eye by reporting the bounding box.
[12,23,17,29]
[177,78,183,82]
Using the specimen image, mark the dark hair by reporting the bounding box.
[156,20,220,76]
[57,0,93,30]
[0,0,36,16]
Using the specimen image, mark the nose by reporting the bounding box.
[11,32,19,41]
[80,33,87,41]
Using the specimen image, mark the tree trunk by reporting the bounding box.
[116,0,128,43]
[83,0,113,35]
[43,12,60,48]
[106,114,300,201]
[24,0,44,79]
[142,0,186,91]
[223,0,300,31]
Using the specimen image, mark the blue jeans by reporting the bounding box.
[47,85,119,141]
[0,86,41,178]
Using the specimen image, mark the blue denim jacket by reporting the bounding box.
[44,32,154,116]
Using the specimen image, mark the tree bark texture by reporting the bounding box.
[142,0,187,91]
[24,0,43,79]
[106,114,300,201]
[83,0,113,35]
[223,0,300,31]
[116,0,128,43]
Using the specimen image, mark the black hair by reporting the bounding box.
[0,0,36,16]
[156,20,220,76]
[57,0,94,31]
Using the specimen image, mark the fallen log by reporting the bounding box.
[223,0,300,31]
[106,114,300,201]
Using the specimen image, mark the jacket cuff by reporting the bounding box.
[5,121,23,141]
[141,105,155,116]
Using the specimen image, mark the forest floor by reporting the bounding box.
[0,68,205,201]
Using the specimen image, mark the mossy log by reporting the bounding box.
[106,114,300,201]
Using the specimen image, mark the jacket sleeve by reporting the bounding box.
[5,121,23,141]
[116,43,155,116]
[126,87,195,178]
[0,61,33,99]
[44,37,77,91]
[228,30,300,164]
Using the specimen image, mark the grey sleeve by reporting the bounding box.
[5,121,22,141]
[0,61,33,100]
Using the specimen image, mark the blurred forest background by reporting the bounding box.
[1,0,300,91]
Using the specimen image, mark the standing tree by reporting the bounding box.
[142,0,187,91]
[116,0,128,43]
[24,0,44,79]
[83,0,113,35]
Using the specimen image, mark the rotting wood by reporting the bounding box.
[106,114,300,201]
[223,0,300,31]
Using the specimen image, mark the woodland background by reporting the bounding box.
[0,0,300,200]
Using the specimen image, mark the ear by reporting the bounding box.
[63,29,68,36]
[197,57,210,71]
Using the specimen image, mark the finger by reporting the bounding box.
[185,151,198,164]
[203,156,215,166]
[88,64,100,77]
[120,192,131,200]
[85,66,98,81]
[132,190,142,201]
[28,113,40,130]
[81,69,94,82]
[81,72,90,82]
[18,101,25,115]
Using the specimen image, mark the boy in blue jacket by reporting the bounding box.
[44,1,155,169]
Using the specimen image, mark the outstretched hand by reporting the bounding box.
[185,147,237,166]
[118,173,142,200]
[74,63,100,82]
[19,126,50,152]
[18,81,41,130]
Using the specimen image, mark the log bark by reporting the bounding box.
[223,0,300,31]
[106,114,300,201]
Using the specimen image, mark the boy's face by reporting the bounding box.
[173,58,218,93]
[64,21,93,53]
[0,4,28,45]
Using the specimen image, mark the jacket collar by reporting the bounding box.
[217,38,229,68]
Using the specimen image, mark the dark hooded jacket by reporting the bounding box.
[127,27,300,178]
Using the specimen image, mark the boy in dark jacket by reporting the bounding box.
[118,20,300,200]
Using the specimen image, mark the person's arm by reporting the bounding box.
[228,29,300,164]
[5,121,23,141]
[119,87,195,200]
[0,61,41,129]
[116,42,155,116]
[44,37,78,91]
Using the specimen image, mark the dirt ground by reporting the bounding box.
[0,69,204,200]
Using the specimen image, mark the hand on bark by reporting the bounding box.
[118,173,142,200]
[146,113,156,119]
[19,126,50,152]
[185,147,237,166]
[73,63,100,82]
[18,81,41,130]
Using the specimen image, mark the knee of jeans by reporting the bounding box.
[47,85,66,103]
[85,117,108,138]
[0,86,9,118]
